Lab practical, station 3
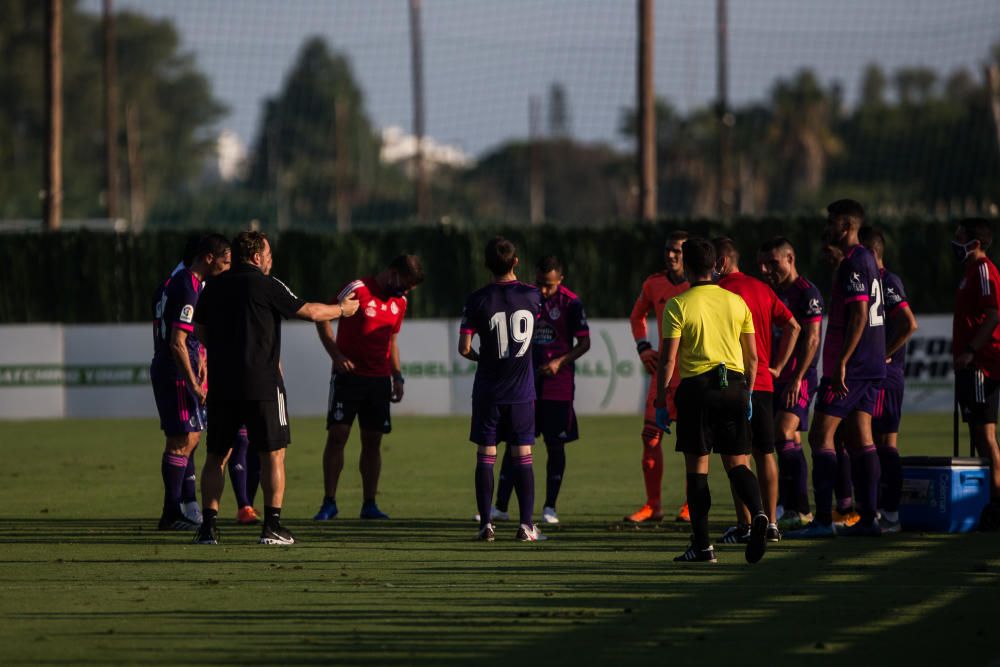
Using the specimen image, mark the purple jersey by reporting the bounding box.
[533,285,589,401]
[881,268,909,381]
[773,276,824,385]
[151,267,202,381]
[822,245,886,381]
[460,281,542,404]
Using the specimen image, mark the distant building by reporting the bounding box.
[380,126,473,176]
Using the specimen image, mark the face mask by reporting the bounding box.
[711,270,721,282]
[951,240,976,262]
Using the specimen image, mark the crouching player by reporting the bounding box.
[655,238,767,563]
[460,237,545,542]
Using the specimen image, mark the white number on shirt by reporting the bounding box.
[869,280,884,327]
[155,292,169,340]
[488,310,535,358]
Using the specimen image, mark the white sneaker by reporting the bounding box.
[181,501,203,525]
[542,506,560,524]
[516,523,547,542]
[490,506,510,521]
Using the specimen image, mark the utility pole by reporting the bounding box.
[103,0,120,222]
[44,0,63,231]
[986,62,1000,180]
[716,0,733,217]
[126,103,145,230]
[409,0,430,223]
[529,96,544,225]
[637,0,656,222]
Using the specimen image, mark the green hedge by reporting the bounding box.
[0,218,968,323]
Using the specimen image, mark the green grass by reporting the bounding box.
[1,414,998,666]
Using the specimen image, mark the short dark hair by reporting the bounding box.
[233,230,269,264]
[484,236,518,277]
[958,218,993,250]
[759,236,794,255]
[195,233,231,261]
[388,254,425,286]
[859,226,885,259]
[682,238,716,277]
[181,234,202,267]
[666,230,690,247]
[827,198,865,228]
[712,236,739,264]
[536,255,563,275]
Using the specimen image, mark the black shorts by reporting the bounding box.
[535,400,579,443]
[674,369,751,457]
[207,384,291,456]
[326,373,392,433]
[750,391,775,454]
[956,368,1000,425]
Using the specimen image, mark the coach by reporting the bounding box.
[654,238,768,564]
[193,231,359,546]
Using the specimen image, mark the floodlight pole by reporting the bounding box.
[529,96,544,224]
[103,0,120,222]
[409,0,430,223]
[716,0,732,218]
[44,0,63,231]
[637,0,656,222]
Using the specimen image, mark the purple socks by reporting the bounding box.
[475,453,496,529]
[835,446,854,512]
[494,447,514,513]
[228,431,251,507]
[181,445,197,504]
[512,453,535,527]
[812,449,838,525]
[161,453,188,512]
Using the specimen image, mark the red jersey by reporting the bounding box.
[333,277,407,377]
[719,271,794,392]
[954,256,1000,378]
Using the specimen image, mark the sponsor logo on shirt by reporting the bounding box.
[849,272,864,292]
[365,307,377,318]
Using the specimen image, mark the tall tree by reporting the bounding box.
[547,82,571,138]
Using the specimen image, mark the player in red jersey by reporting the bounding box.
[715,238,800,543]
[313,255,425,521]
[625,230,690,523]
[952,219,1000,514]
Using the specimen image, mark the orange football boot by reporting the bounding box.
[236,506,261,525]
[624,504,665,523]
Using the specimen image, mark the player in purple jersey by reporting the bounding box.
[791,200,887,538]
[459,237,545,542]
[150,234,231,530]
[861,227,918,534]
[492,256,590,526]
[758,237,824,530]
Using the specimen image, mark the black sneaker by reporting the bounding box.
[193,522,219,545]
[674,544,717,562]
[766,523,781,542]
[158,508,200,531]
[259,524,295,545]
[719,524,751,544]
[745,513,769,564]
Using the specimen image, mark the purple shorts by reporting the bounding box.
[873,374,904,434]
[535,400,579,443]
[470,401,535,447]
[152,377,206,436]
[815,376,882,419]
[773,372,818,431]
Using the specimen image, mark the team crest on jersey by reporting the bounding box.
[548,306,561,320]
[365,307,377,318]
[180,305,194,323]
[390,302,399,315]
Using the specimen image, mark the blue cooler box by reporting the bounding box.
[899,456,991,533]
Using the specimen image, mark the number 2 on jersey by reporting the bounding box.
[489,310,534,358]
[869,280,884,327]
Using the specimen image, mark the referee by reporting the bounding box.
[193,231,359,545]
[654,238,768,563]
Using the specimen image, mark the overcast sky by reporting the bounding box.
[82,0,1000,157]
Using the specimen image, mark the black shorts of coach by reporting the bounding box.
[956,367,1000,425]
[326,372,392,433]
[674,369,751,457]
[207,382,291,455]
[750,391,775,454]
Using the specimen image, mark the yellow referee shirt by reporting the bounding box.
[662,284,754,379]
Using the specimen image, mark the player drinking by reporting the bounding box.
[492,256,590,525]
[626,230,690,524]
[654,238,767,563]
[715,238,800,544]
[459,237,545,542]
[860,227,918,534]
[758,237,824,531]
[790,199,886,538]
[313,255,425,521]
[150,234,231,530]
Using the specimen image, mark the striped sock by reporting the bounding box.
[161,453,188,513]
[512,453,535,527]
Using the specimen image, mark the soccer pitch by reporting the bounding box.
[1,414,998,666]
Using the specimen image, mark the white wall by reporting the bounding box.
[0,317,958,419]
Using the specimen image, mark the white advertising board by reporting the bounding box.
[0,316,961,419]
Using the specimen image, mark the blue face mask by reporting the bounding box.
[951,240,976,263]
